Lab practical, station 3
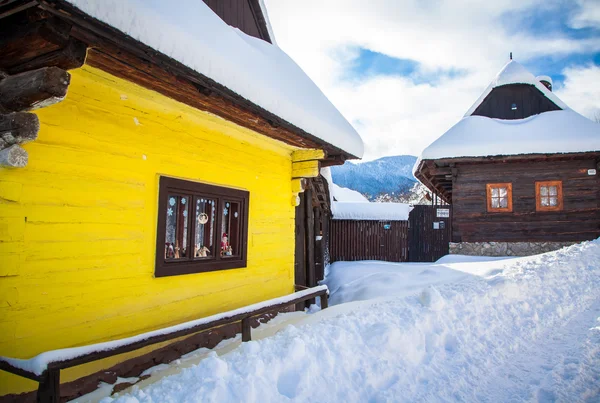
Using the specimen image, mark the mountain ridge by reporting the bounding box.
[330,155,418,201]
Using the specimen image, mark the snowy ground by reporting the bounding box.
[96,240,600,402]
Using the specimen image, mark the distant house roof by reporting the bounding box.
[64,0,364,158]
[417,60,600,163]
[464,60,568,117]
[419,109,600,161]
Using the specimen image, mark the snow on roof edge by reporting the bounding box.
[418,109,600,162]
[258,0,277,46]
[64,0,364,158]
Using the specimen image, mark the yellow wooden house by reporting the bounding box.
[0,0,363,400]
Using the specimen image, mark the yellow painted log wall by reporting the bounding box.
[0,65,298,395]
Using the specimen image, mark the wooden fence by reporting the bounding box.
[0,286,328,403]
[329,205,452,263]
[330,220,409,262]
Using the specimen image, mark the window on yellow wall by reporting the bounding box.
[156,176,249,277]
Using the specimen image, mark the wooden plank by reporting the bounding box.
[6,37,87,75]
[291,149,326,162]
[0,66,70,112]
[292,160,320,179]
[0,17,71,70]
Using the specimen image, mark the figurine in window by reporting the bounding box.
[166,243,175,259]
[226,245,233,256]
[174,242,180,259]
[221,233,229,256]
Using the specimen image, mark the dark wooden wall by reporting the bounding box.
[452,158,600,242]
[202,0,271,43]
[472,84,561,120]
[330,220,409,262]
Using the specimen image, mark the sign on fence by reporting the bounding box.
[436,208,450,218]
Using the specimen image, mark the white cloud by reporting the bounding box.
[265,0,600,160]
[556,64,600,120]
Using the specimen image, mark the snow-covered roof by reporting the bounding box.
[332,202,412,221]
[258,0,277,46]
[331,183,369,202]
[419,110,600,161]
[464,60,568,117]
[66,0,364,158]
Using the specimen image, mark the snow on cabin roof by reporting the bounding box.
[332,202,412,221]
[65,0,364,158]
[331,183,369,203]
[418,109,600,161]
[464,60,568,117]
[258,0,277,46]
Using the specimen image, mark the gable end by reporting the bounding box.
[471,83,561,120]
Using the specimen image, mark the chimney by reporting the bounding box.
[536,75,553,92]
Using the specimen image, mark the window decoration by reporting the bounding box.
[486,183,513,212]
[156,177,249,277]
[535,181,563,211]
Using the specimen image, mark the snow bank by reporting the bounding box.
[464,60,568,117]
[331,183,369,202]
[331,202,412,221]
[101,240,600,402]
[0,286,327,376]
[419,109,600,160]
[66,0,363,157]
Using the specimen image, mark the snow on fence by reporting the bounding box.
[0,285,329,403]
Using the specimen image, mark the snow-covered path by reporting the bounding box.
[477,298,600,402]
[100,240,600,403]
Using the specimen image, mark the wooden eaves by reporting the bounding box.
[0,0,356,166]
[414,151,600,205]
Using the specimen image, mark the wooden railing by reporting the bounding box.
[0,285,328,403]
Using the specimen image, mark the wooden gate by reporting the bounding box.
[408,205,452,262]
[329,220,409,262]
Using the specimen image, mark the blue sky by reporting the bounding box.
[267,0,600,160]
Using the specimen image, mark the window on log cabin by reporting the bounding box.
[486,183,513,213]
[155,177,249,277]
[536,181,563,212]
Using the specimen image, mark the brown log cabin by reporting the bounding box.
[414,60,600,256]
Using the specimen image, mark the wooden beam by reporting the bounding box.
[241,318,251,342]
[0,112,40,146]
[6,38,87,75]
[0,144,28,167]
[292,148,326,163]
[0,66,70,112]
[292,160,320,179]
[0,17,71,71]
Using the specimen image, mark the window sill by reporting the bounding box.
[155,259,247,278]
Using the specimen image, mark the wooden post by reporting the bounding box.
[241,318,251,342]
[0,67,70,112]
[37,369,60,403]
[320,293,329,310]
[305,188,316,307]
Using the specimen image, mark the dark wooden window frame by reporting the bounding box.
[486,183,513,213]
[535,180,563,212]
[155,176,249,277]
